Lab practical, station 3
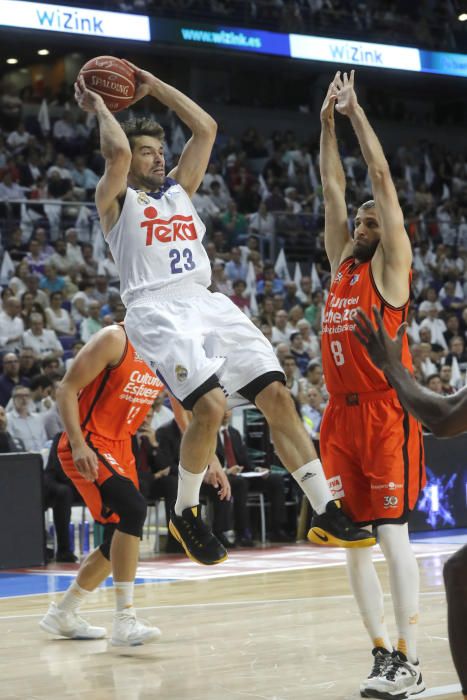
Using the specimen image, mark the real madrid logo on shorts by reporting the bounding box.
[137,191,151,206]
[175,365,188,382]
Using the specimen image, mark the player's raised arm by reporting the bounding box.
[56,326,126,479]
[319,73,353,278]
[334,71,412,275]
[123,61,217,198]
[353,307,467,437]
[74,76,132,234]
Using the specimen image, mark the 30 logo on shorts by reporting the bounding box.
[175,365,188,382]
[383,495,399,509]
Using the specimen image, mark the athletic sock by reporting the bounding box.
[174,463,208,516]
[57,581,91,614]
[291,460,332,515]
[114,581,134,612]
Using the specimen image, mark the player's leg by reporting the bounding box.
[443,545,467,699]
[254,380,375,547]
[169,385,229,565]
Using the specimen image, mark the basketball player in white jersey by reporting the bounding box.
[74,62,374,565]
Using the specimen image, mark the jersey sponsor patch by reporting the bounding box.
[141,206,198,245]
[136,191,151,206]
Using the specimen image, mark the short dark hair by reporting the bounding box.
[121,117,165,151]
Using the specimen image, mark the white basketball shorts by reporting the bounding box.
[125,284,284,404]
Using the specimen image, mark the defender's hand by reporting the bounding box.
[353,306,407,372]
[320,73,339,123]
[74,75,106,113]
[334,70,358,117]
[71,443,99,482]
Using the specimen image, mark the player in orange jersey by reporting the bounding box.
[354,306,467,700]
[39,323,230,646]
[316,70,425,699]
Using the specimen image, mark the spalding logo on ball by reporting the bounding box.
[78,56,136,113]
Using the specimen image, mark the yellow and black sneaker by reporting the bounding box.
[169,506,228,565]
[308,500,376,548]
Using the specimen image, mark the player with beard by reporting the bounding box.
[74,61,374,570]
[315,70,426,700]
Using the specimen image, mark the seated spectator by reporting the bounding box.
[420,306,448,350]
[296,275,312,306]
[0,404,25,452]
[296,319,320,358]
[21,292,47,329]
[71,278,96,322]
[271,309,290,345]
[248,201,276,242]
[49,238,73,277]
[283,354,301,399]
[418,287,443,320]
[22,312,64,362]
[0,296,24,353]
[283,282,301,312]
[43,433,80,563]
[211,261,232,296]
[65,227,84,268]
[18,347,41,379]
[305,290,325,332]
[70,155,99,197]
[444,335,467,375]
[93,275,111,306]
[303,360,328,402]
[7,384,47,451]
[97,248,119,286]
[443,313,461,347]
[230,279,250,314]
[34,227,55,257]
[46,291,76,337]
[209,179,230,211]
[257,264,285,297]
[25,238,48,276]
[301,387,324,439]
[80,300,103,342]
[28,374,54,414]
[24,273,49,308]
[40,263,66,296]
[406,307,421,344]
[425,373,443,394]
[64,340,84,371]
[440,280,464,313]
[216,410,293,544]
[0,352,30,407]
[439,364,456,395]
[225,247,247,282]
[42,357,63,381]
[221,199,248,245]
[134,408,181,554]
[81,243,98,277]
[192,184,220,232]
[0,172,24,206]
[6,229,28,265]
[289,332,311,375]
[6,122,31,155]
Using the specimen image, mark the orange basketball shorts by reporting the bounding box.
[58,431,139,525]
[319,389,425,526]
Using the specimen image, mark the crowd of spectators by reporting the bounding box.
[0,80,466,547]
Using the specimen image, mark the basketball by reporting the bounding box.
[78,56,135,113]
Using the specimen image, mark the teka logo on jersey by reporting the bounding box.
[141,206,198,246]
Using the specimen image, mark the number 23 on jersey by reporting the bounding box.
[169,248,196,274]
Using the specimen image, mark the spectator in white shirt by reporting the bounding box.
[419,307,448,350]
[45,291,76,337]
[0,172,24,200]
[97,248,119,286]
[65,227,84,267]
[22,312,64,361]
[47,153,72,181]
[0,297,24,353]
[248,201,276,238]
[7,385,47,452]
[6,122,31,154]
[48,238,73,276]
[271,309,290,345]
[52,112,78,144]
[150,392,174,432]
[80,300,103,342]
[209,180,230,211]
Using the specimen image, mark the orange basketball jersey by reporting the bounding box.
[321,257,413,394]
[76,333,164,440]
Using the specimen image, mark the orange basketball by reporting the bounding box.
[79,56,135,113]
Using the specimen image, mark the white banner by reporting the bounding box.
[0,1,150,41]
[289,34,420,72]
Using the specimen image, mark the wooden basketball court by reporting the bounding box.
[0,538,461,700]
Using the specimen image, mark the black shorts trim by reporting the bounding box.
[238,371,286,405]
[181,373,222,411]
[355,511,413,528]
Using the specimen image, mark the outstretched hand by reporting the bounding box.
[333,70,358,117]
[320,73,339,122]
[353,306,407,371]
[74,75,105,113]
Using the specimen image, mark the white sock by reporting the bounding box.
[114,581,134,612]
[291,460,332,515]
[58,581,91,614]
[346,547,392,652]
[378,524,420,663]
[174,463,208,516]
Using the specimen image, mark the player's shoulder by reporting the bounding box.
[89,323,127,351]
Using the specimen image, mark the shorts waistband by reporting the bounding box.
[126,283,209,307]
[329,388,397,406]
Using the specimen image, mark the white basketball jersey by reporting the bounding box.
[107,179,211,306]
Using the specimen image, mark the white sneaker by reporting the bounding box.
[362,650,425,699]
[360,647,392,695]
[111,609,161,647]
[39,601,107,639]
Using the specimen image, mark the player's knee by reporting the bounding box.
[118,490,147,538]
[257,382,296,426]
[192,388,226,428]
[443,545,467,589]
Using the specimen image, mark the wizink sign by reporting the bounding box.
[0,0,151,41]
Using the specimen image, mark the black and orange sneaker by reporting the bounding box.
[169,505,228,565]
[307,500,376,548]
